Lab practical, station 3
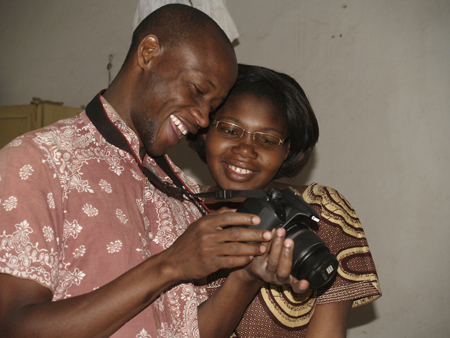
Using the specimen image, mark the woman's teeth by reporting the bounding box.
[229,165,253,175]
[170,115,187,136]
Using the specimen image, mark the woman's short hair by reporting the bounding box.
[187,64,319,180]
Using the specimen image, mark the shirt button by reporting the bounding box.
[148,232,154,240]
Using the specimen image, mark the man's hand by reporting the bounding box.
[162,210,273,281]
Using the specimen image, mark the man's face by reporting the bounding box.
[130,35,237,157]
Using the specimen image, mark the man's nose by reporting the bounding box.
[190,105,210,129]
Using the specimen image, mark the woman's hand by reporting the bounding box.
[233,228,310,294]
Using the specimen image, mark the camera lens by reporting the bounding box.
[235,187,338,289]
[285,222,338,289]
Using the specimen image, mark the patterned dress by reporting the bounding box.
[206,183,381,337]
[0,96,207,338]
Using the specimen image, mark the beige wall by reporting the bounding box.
[1,1,449,337]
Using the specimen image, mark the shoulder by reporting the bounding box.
[0,131,46,169]
[272,182,367,239]
[301,183,357,216]
[268,181,308,194]
[268,182,355,212]
[0,113,92,180]
[269,182,342,202]
[1,113,87,154]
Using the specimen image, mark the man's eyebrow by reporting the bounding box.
[199,76,216,90]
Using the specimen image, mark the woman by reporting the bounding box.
[188,64,381,337]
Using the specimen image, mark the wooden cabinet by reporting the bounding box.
[0,104,82,149]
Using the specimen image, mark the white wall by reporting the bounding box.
[228,2,450,337]
[1,1,449,337]
[0,0,135,107]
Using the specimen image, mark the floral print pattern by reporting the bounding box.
[0,98,205,337]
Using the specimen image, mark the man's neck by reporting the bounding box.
[102,83,147,161]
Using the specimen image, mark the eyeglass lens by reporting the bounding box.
[215,121,282,149]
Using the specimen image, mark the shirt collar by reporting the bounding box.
[99,95,142,158]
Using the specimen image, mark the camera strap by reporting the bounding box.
[84,92,268,215]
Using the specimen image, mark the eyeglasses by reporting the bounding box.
[212,120,289,150]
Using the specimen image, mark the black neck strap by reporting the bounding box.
[85,92,186,196]
[84,92,267,215]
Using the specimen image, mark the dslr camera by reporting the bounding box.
[237,187,338,289]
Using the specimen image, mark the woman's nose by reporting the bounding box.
[231,134,258,159]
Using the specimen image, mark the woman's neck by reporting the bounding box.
[203,181,308,211]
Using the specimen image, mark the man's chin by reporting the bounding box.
[145,149,166,158]
[142,136,168,157]
[143,144,164,158]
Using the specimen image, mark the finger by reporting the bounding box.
[290,278,310,294]
[204,211,261,229]
[259,238,272,255]
[215,253,255,270]
[216,241,267,257]
[221,224,272,243]
[206,252,253,271]
[266,228,286,273]
[276,238,295,279]
[213,206,234,214]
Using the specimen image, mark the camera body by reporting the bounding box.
[236,187,338,289]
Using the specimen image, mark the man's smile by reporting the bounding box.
[170,114,188,138]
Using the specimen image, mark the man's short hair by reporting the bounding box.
[125,4,230,62]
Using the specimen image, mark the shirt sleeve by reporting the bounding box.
[0,134,63,294]
[303,183,382,307]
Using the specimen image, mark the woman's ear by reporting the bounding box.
[284,142,291,160]
[295,151,305,162]
[137,35,160,69]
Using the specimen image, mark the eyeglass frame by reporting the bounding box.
[211,120,289,149]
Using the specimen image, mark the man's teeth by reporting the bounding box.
[229,165,253,175]
[170,115,187,136]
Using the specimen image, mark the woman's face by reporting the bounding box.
[205,94,290,191]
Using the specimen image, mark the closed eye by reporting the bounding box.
[194,85,204,96]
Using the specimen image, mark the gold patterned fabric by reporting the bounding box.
[206,183,381,338]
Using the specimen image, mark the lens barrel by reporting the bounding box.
[286,222,338,288]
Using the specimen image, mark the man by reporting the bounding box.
[0,4,305,338]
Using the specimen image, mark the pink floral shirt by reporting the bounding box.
[0,97,207,337]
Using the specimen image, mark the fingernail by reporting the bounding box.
[284,239,293,248]
[252,216,261,224]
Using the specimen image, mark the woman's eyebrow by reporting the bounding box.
[219,116,284,134]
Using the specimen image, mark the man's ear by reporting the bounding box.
[137,35,160,69]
